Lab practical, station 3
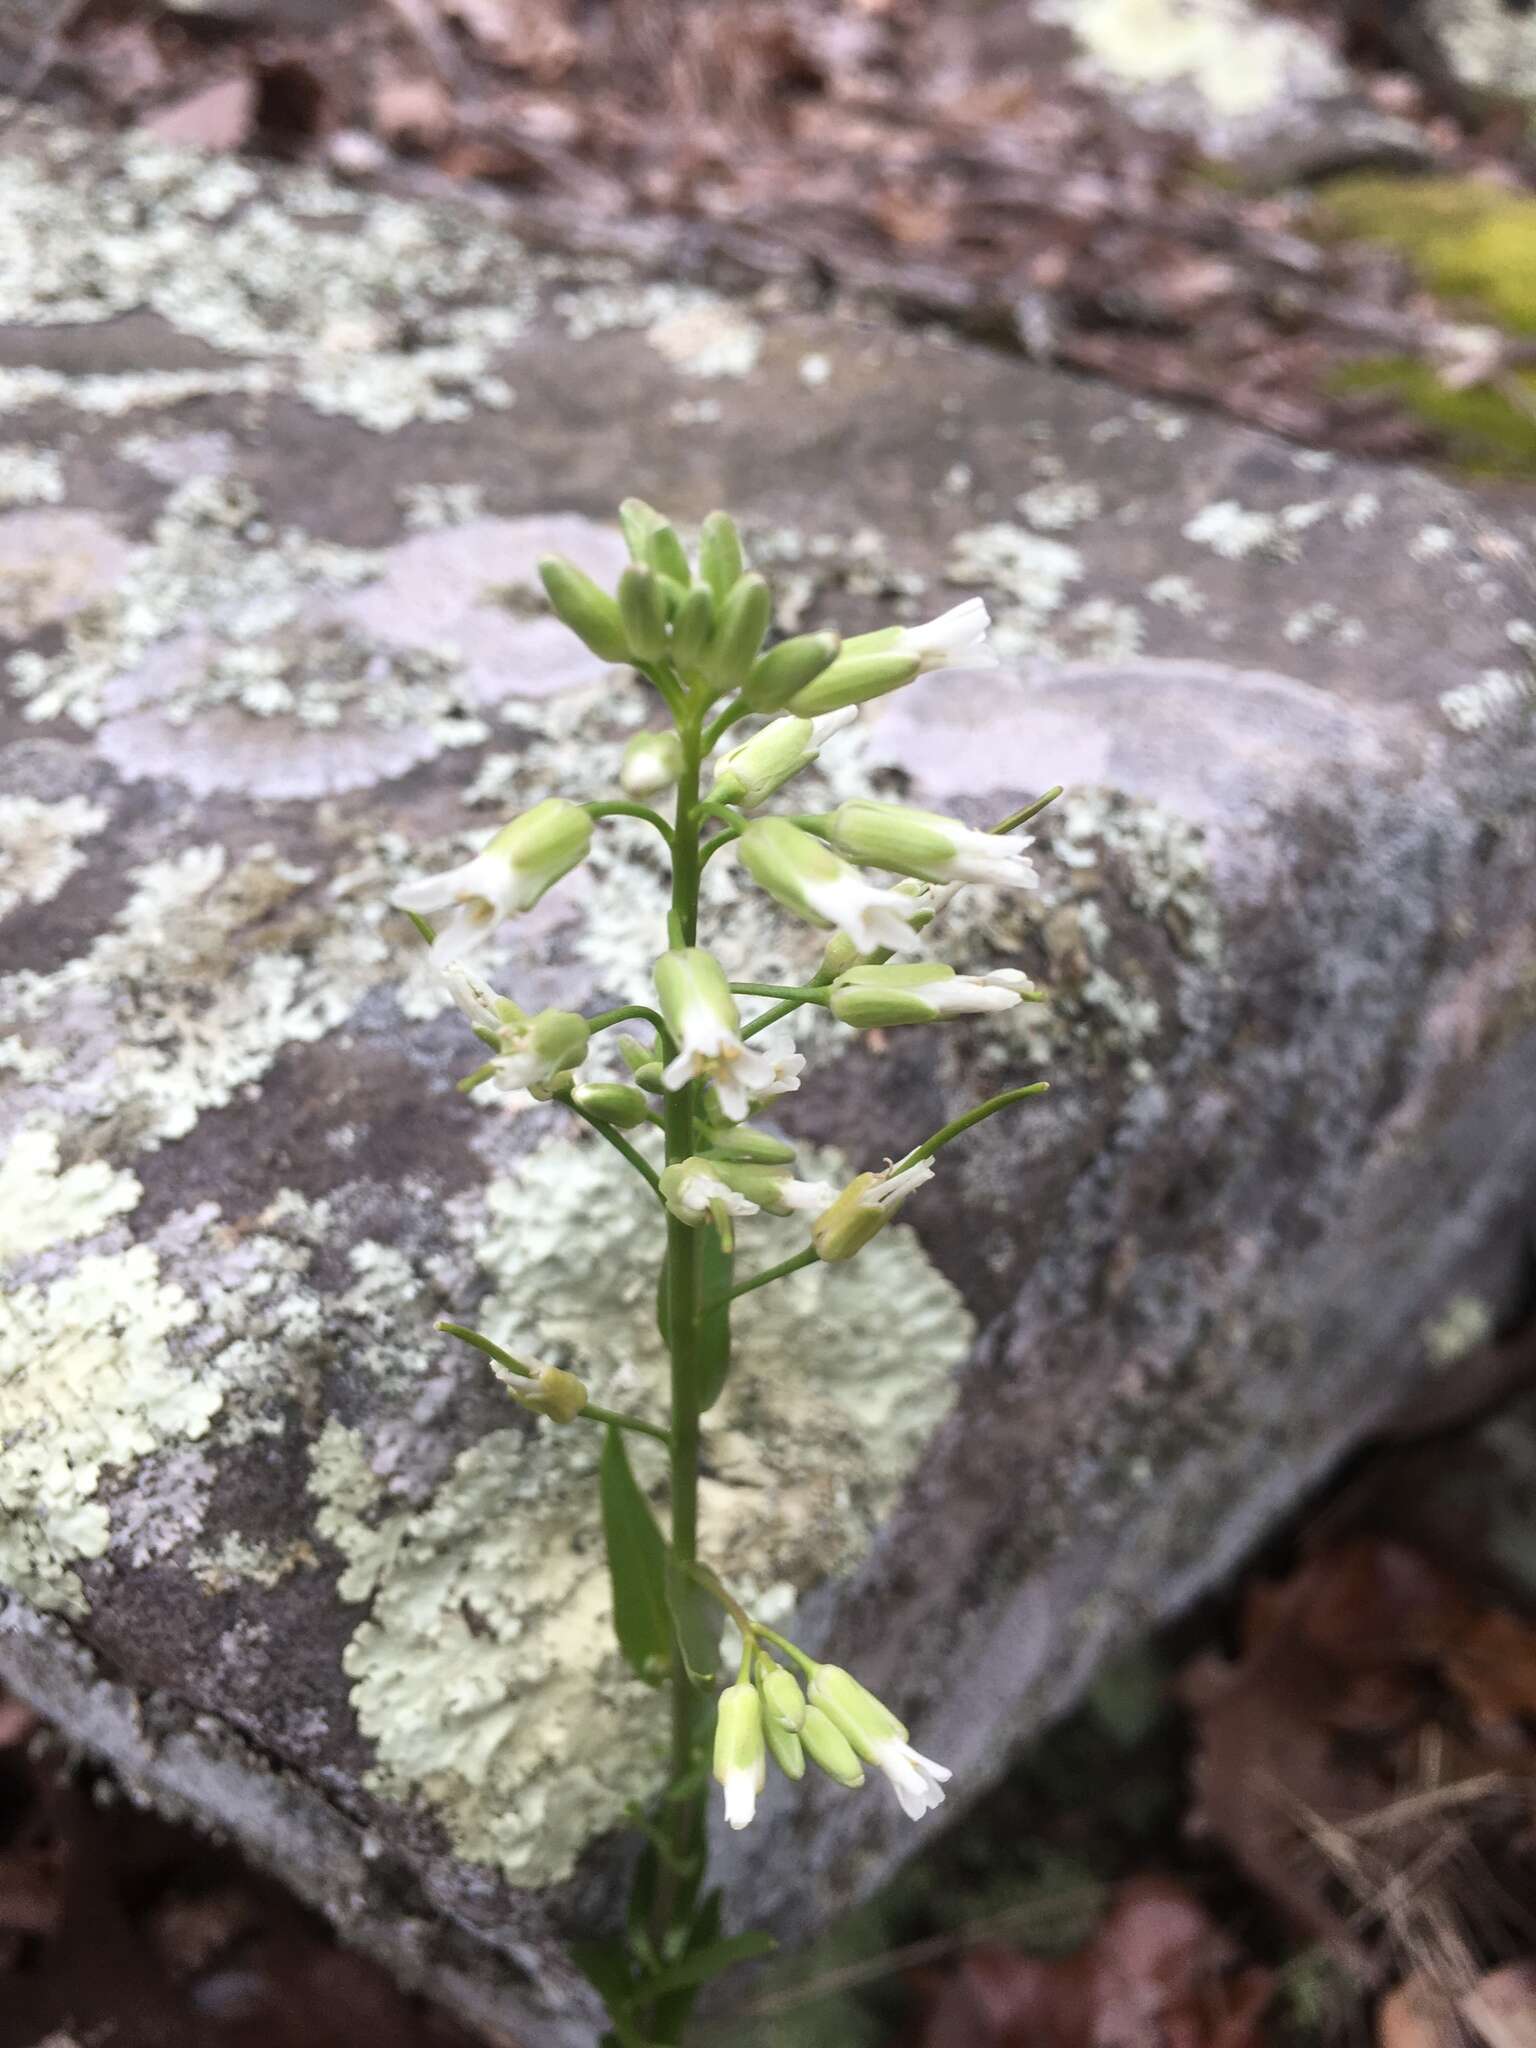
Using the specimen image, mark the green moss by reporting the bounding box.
[1316,175,1536,332]
[1329,357,1536,480]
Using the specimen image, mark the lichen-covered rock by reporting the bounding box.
[1420,0,1536,111]
[2,112,1535,2042]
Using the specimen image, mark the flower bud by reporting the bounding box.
[712,708,855,811]
[739,818,924,954]
[538,555,630,664]
[569,1082,652,1129]
[787,649,921,717]
[759,1664,807,1731]
[393,799,593,966]
[830,963,1036,1028]
[620,729,684,798]
[744,631,841,713]
[669,584,715,670]
[829,799,1038,890]
[702,572,771,691]
[713,1682,767,1830]
[491,1007,590,1094]
[808,1662,953,1821]
[618,565,669,663]
[811,1159,935,1262]
[702,1125,797,1165]
[763,1712,805,1781]
[698,510,745,603]
[799,1705,865,1788]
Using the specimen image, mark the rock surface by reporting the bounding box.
[1,113,1534,2042]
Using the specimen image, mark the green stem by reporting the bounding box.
[564,1098,664,1197]
[752,1625,817,1677]
[436,1323,673,1446]
[896,1083,1050,1171]
[698,823,742,870]
[729,982,831,1004]
[716,1244,818,1308]
[740,989,825,1039]
[693,797,743,832]
[989,786,1063,836]
[702,700,754,754]
[584,1002,670,1043]
[586,800,675,851]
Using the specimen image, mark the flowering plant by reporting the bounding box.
[391,501,1058,2043]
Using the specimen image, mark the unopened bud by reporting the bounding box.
[669,584,716,670]
[702,572,771,691]
[698,510,745,603]
[702,1125,796,1165]
[800,1704,865,1788]
[569,1082,652,1129]
[788,649,921,717]
[744,631,841,712]
[830,963,1036,1028]
[713,1682,767,1830]
[538,555,630,665]
[618,565,669,663]
[759,1664,807,1731]
[830,798,1038,890]
[764,1712,805,1781]
[620,729,684,798]
[713,707,854,812]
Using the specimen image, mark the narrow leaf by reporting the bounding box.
[642,1930,777,1999]
[666,1555,723,1689]
[600,1426,671,1685]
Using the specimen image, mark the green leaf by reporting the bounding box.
[695,1229,733,1411]
[571,1938,635,2013]
[642,1929,777,2000]
[666,1556,723,1689]
[600,1426,671,1685]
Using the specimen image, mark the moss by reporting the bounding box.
[1316,175,1536,333]
[1329,358,1536,481]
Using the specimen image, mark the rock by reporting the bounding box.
[1,114,1535,2042]
[1419,0,1536,112]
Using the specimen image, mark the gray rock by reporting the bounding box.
[1,114,1534,2041]
[1419,0,1536,110]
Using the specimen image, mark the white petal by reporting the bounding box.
[711,1070,752,1123]
[723,1768,758,1831]
[391,868,465,914]
[778,1179,839,1214]
[805,874,922,954]
[928,980,1024,1016]
[661,1047,700,1094]
[427,902,498,967]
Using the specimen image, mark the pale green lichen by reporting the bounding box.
[1423,1292,1495,1370]
[0,794,108,919]
[1182,498,1332,562]
[0,444,63,508]
[314,1135,973,1887]
[1045,0,1348,126]
[553,283,763,379]
[0,1128,215,1613]
[0,128,531,432]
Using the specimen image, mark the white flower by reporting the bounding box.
[662,1161,760,1225]
[799,870,926,955]
[929,826,1037,889]
[775,1177,840,1215]
[394,847,525,967]
[924,969,1035,1016]
[441,963,505,1033]
[899,597,996,674]
[661,1020,777,1125]
[871,1737,952,1821]
[862,1158,935,1213]
[754,1040,805,1102]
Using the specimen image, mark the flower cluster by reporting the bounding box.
[387,496,1057,2005]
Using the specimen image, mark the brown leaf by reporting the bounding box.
[1463,1963,1536,2048]
[140,74,257,152]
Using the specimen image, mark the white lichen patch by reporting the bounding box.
[1043,0,1348,131]
[1427,0,1536,105]
[314,1135,973,1886]
[1147,573,1206,616]
[191,1531,319,1593]
[0,793,108,919]
[1017,481,1103,532]
[0,128,533,433]
[0,444,63,508]
[553,282,763,379]
[0,841,390,1147]
[1440,667,1535,734]
[945,523,1084,659]
[0,1123,140,1261]
[1423,1292,1494,1370]
[1182,498,1331,563]
[0,1125,214,1613]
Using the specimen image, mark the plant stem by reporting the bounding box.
[717,1244,818,1307]
[729,981,831,1003]
[740,994,814,1039]
[702,699,753,753]
[584,1002,668,1040]
[989,785,1063,836]
[896,1082,1050,1171]
[435,1323,672,1445]
[586,799,675,851]
[564,1098,663,1197]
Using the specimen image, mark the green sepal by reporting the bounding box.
[702,573,771,691]
[763,1709,806,1781]
[618,565,669,663]
[744,631,841,712]
[669,584,715,670]
[698,511,744,602]
[599,1426,671,1685]
[538,554,630,664]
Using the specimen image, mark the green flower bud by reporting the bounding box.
[738,819,924,954]
[799,1704,864,1788]
[817,930,862,979]
[829,799,1039,890]
[744,632,842,713]
[811,1160,935,1262]
[538,555,630,664]
[617,1033,656,1075]
[490,1007,590,1093]
[698,510,745,603]
[702,572,771,692]
[618,495,668,563]
[713,1681,767,1830]
[503,1361,588,1425]
[647,523,692,590]
[569,1082,652,1129]
[618,565,669,663]
[830,962,1036,1028]
[763,1712,805,1782]
[788,649,921,717]
[620,729,684,798]
[632,1061,665,1093]
[669,584,716,670]
[806,1663,905,1758]
[702,1126,797,1165]
[712,707,855,811]
[759,1664,807,1732]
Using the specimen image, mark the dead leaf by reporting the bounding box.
[1463,1963,1536,2048]
[140,74,256,152]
